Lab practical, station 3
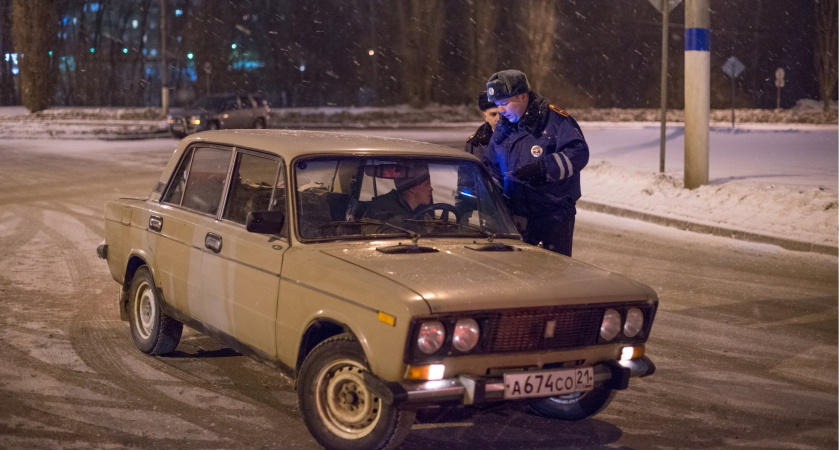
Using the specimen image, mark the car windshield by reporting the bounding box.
[293,156,519,241]
[191,96,227,112]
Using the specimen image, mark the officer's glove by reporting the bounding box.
[512,157,547,184]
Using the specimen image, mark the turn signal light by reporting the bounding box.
[405,364,445,381]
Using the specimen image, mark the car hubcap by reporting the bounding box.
[134,282,155,340]
[316,359,380,439]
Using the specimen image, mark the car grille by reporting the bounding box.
[483,306,603,352]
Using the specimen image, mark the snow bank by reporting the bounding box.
[583,161,838,247]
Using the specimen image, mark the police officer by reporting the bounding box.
[464,91,500,162]
[484,69,589,257]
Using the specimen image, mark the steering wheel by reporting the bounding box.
[410,203,462,223]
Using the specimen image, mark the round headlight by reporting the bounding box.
[624,307,644,337]
[600,309,621,341]
[452,318,480,352]
[417,321,445,354]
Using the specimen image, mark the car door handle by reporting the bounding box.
[149,215,163,232]
[205,232,222,253]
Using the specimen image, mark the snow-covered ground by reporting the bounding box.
[0,105,836,253]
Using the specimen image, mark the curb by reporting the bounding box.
[577,200,838,256]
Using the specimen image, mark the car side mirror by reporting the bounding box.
[246,210,285,234]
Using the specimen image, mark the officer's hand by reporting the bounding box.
[512,158,546,184]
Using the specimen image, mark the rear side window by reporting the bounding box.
[223,152,285,225]
[163,146,231,216]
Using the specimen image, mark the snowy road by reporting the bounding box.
[0,137,836,448]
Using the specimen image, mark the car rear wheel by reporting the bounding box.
[297,333,415,450]
[127,266,183,355]
[207,121,219,131]
[528,387,616,421]
[254,117,267,129]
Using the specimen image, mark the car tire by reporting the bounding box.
[169,130,186,139]
[208,121,219,131]
[528,387,616,421]
[127,266,183,355]
[297,333,415,450]
[254,118,267,129]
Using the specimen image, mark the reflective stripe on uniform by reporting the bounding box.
[550,152,574,180]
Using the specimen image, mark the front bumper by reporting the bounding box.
[168,118,205,134]
[366,356,655,407]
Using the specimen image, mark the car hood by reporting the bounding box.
[320,242,652,313]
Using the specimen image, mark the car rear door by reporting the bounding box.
[154,144,232,321]
[199,148,287,355]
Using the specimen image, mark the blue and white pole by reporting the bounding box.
[684,0,709,189]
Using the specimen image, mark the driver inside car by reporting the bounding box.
[362,164,434,233]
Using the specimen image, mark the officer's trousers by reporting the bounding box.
[523,213,575,257]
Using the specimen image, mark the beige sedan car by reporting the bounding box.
[98,130,657,450]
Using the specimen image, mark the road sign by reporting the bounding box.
[722,56,745,78]
[775,68,785,88]
[647,0,682,13]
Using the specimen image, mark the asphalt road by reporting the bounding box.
[0,136,836,449]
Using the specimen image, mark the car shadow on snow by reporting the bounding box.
[402,402,624,449]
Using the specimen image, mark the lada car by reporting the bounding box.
[97,130,657,450]
[166,93,271,138]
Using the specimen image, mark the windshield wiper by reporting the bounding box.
[404,218,500,242]
[330,218,421,244]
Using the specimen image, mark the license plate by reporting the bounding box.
[503,367,594,399]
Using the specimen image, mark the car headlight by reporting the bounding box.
[417,320,445,354]
[600,309,621,341]
[452,318,479,352]
[190,115,201,125]
[624,307,644,337]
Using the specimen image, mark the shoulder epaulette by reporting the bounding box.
[549,104,570,117]
[466,134,475,142]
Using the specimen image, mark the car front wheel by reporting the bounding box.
[528,387,616,421]
[297,333,415,450]
[127,266,183,355]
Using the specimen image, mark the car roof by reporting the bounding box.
[181,129,467,160]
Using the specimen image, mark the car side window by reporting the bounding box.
[223,152,285,225]
[225,97,239,110]
[179,147,232,216]
[162,147,194,205]
[240,96,254,109]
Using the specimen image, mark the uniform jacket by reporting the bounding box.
[464,122,493,162]
[484,92,589,219]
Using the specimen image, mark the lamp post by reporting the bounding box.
[160,0,168,114]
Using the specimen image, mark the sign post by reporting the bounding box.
[684,0,710,189]
[775,67,785,110]
[648,0,683,173]
[721,56,745,128]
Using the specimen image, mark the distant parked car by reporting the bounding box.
[167,93,271,138]
[98,130,658,450]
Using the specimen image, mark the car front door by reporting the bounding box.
[199,148,287,355]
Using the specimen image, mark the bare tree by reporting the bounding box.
[396,0,445,106]
[815,0,838,112]
[465,0,499,91]
[0,0,17,105]
[520,0,557,93]
[12,0,58,112]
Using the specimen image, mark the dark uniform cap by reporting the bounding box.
[486,69,530,102]
[477,91,495,111]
